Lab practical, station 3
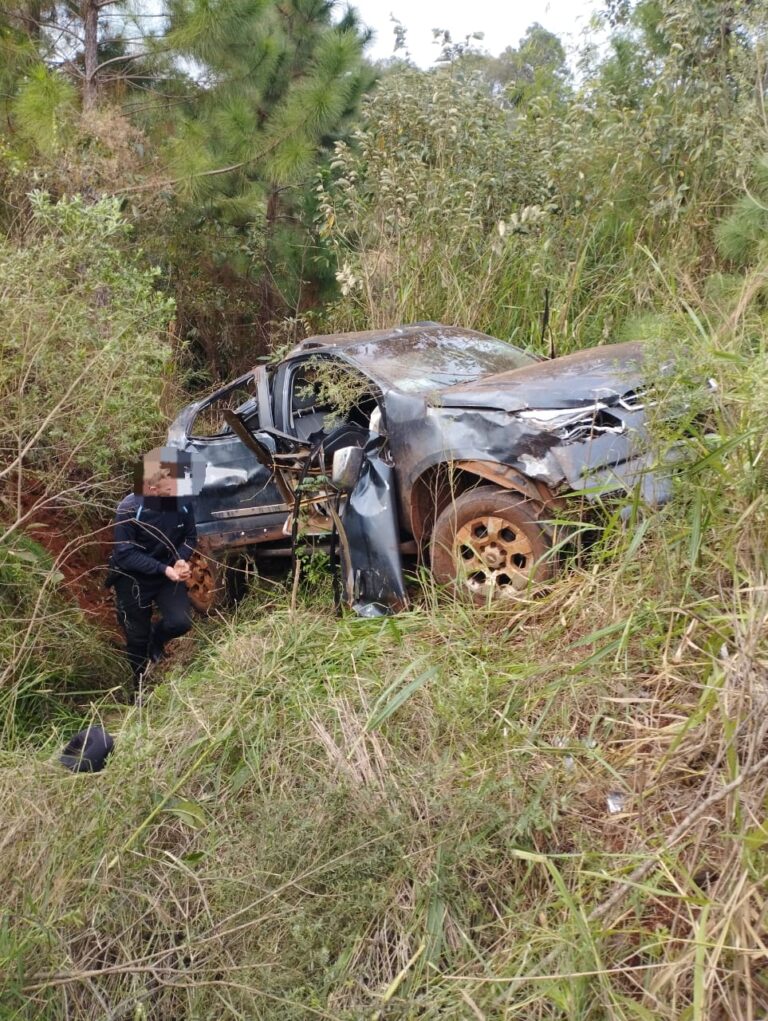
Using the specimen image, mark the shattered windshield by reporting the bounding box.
[342,330,537,393]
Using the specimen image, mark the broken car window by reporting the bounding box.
[191,382,258,438]
[291,358,380,439]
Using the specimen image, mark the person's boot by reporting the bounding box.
[148,626,166,665]
[149,639,166,664]
[126,656,150,704]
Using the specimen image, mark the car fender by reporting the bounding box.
[406,455,559,542]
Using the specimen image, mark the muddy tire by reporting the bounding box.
[430,488,554,604]
[186,551,254,614]
[185,551,225,614]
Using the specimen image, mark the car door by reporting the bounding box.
[169,370,291,548]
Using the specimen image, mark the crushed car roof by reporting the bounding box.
[288,325,645,410]
[287,322,539,394]
[287,321,448,354]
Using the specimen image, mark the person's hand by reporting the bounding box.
[173,559,191,581]
[165,564,183,582]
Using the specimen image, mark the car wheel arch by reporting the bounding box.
[408,459,558,542]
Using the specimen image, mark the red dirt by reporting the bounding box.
[22,499,119,635]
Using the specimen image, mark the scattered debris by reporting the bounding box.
[606,792,626,815]
[552,735,576,771]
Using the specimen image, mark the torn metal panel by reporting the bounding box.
[334,445,408,616]
[383,389,659,531]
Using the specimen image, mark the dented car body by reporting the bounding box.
[167,322,665,611]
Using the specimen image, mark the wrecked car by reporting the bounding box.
[167,322,665,612]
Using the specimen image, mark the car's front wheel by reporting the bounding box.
[430,488,554,604]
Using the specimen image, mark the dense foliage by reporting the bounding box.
[316,67,554,339]
[1,193,173,482]
[319,0,766,355]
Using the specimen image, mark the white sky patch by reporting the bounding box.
[351,0,601,67]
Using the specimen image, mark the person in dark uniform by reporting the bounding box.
[108,448,197,688]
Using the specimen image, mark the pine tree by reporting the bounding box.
[152,0,374,367]
[166,0,371,198]
[715,156,768,266]
[1,0,171,112]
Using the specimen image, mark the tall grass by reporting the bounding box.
[0,532,125,745]
[314,55,759,359]
[1,281,766,1018]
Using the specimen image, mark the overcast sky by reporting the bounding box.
[352,0,601,67]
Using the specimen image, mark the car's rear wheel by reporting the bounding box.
[186,551,252,614]
[186,551,223,614]
[430,488,554,604]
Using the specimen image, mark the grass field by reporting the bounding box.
[2,279,767,1020]
[2,459,766,1019]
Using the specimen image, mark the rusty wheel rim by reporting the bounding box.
[454,513,536,600]
[186,553,219,614]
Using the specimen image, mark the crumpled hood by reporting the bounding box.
[434,341,646,412]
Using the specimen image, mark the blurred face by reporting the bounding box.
[153,473,178,498]
[143,465,177,497]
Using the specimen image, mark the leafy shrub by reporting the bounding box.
[0,191,174,487]
[316,68,555,344]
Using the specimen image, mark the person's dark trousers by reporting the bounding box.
[113,573,192,679]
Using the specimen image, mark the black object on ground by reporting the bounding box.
[59,726,115,773]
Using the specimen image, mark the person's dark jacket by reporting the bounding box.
[109,494,197,579]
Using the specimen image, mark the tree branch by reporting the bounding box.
[115,160,249,194]
[23,16,84,46]
[94,49,167,73]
